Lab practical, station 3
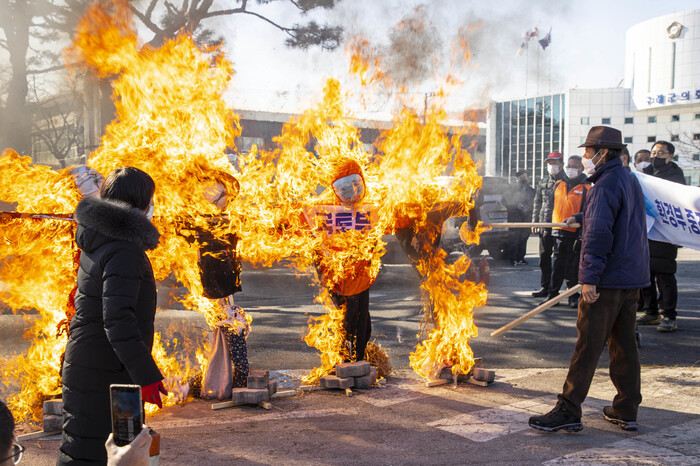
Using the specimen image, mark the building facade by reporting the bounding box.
[487,8,700,186]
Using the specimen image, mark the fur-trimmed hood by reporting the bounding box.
[75,196,160,252]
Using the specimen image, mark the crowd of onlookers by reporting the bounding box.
[505,139,686,333]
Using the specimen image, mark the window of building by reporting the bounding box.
[581,117,589,124]
[693,154,700,161]
[695,113,700,120]
[624,137,633,143]
[671,134,679,141]
[624,117,634,124]
[647,136,656,143]
[580,137,587,144]
[602,117,611,124]
[671,114,680,122]
[673,155,679,161]
[648,116,657,123]
[694,134,700,141]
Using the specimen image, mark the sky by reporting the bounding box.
[213,0,699,118]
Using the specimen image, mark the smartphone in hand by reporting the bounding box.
[110,384,144,447]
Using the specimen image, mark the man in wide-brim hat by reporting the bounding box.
[529,126,650,433]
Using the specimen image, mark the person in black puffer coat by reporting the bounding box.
[637,141,686,332]
[58,167,165,465]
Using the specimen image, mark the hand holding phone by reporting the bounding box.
[110,384,144,447]
[105,426,151,466]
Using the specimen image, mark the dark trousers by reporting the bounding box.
[333,288,371,360]
[549,236,580,296]
[221,327,249,388]
[509,229,530,262]
[559,288,641,420]
[641,272,678,319]
[538,229,554,289]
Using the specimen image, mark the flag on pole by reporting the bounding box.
[538,28,552,50]
[515,27,539,56]
[632,171,700,251]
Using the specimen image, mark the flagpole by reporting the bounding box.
[525,45,529,96]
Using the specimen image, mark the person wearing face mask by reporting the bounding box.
[637,141,686,332]
[59,167,167,464]
[529,126,649,433]
[505,170,535,266]
[531,152,565,297]
[633,149,651,172]
[542,156,589,307]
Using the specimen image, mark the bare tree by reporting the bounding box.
[131,0,343,49]
[28,74,84,168]
[0,0,91,155]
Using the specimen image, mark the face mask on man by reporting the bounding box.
[547,164,561,176]
[651,157,668,169]
[332,174,365,205]
[635,161,650,171]
[581,150,603,176]
[564,167,580,179]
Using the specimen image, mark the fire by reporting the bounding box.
[1,0,489,421]
[0,150,80,421]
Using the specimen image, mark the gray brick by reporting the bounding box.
[335,361,370,378]
[353,366,378,389]
[231,388,269,404]
[473,368,495,383]
[43,414,62,432]
[319,375,355,389]
[267,380,278,398]
[247,370,269,389]
[43,399,63,416]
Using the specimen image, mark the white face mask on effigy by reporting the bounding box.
[332,174,365,205]
[146,204,154,221]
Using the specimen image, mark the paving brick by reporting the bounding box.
[43,399,63,416]
[473,368,495,383]
[268,380,278,398]
[231,388,269,404]
[319,375,355,389]
[43,414,62,432]
[247,370,270,389]
[354,366,378,389]
[335,361,371,378]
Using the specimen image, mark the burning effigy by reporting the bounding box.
[0,0,488,422]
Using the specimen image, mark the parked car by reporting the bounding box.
[440,176,511,259]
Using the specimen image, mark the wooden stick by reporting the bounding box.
[17,430,61,441]
[425,379,450,387]
[483,222,580,229]
[490,284,583,337]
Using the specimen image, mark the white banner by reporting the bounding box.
[632,171,700,251]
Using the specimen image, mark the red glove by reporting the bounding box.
[142,381,168,408]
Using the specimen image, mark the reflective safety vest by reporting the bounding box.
[552,180,589,232]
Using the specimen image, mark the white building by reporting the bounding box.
[487,9,700,186]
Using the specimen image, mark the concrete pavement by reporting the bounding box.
[7,236,700,464]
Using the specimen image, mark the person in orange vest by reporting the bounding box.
[543,156,590,307]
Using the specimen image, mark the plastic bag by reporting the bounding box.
[200,328,233,400]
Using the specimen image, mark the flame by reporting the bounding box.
[1,0,489,420]
[0,150,80,421]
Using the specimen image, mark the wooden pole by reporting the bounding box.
[490,284,583,337]
[483,222,580,229]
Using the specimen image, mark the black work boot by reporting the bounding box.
[529,400,583,432]
[532,288,548,298]
[603,406,638,431]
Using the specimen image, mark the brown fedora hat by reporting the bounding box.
[579,126,627,149]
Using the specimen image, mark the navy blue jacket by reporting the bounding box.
[576,158,650,288]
